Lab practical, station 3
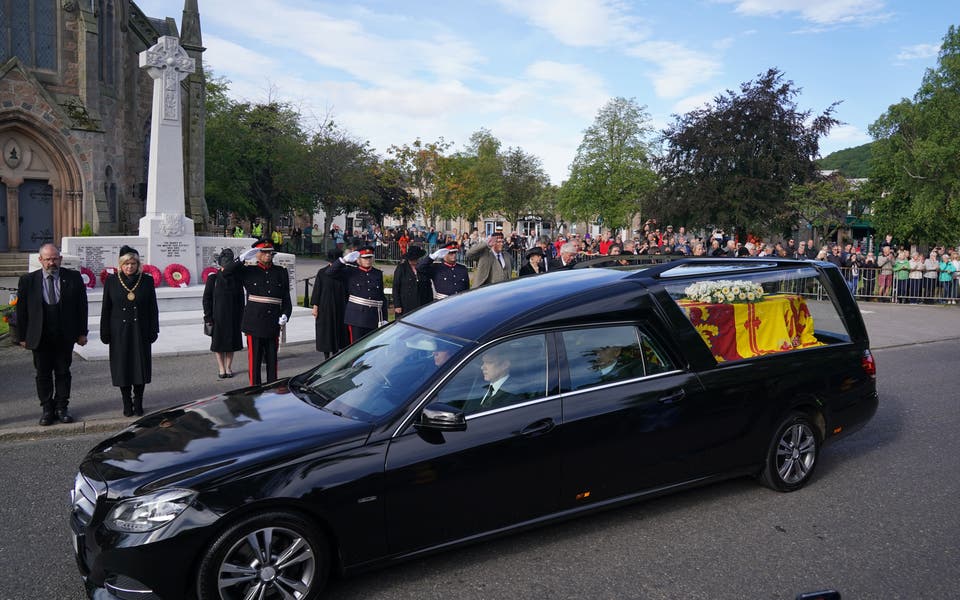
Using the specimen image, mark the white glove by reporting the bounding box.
[378,320,388,328]
[430,248,450,260]
[278,314,288,326]
[239,247,259,262]
[342,251,360,263]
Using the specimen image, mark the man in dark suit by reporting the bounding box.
[16,243,89,425]
[549,241,579,270]
[463,350,521,414]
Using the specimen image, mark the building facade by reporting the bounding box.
[0,0,205,252]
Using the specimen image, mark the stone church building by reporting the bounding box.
[0,0,205,253]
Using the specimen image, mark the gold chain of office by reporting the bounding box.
[117,271,144,301]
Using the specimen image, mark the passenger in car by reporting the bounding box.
[464,350,521,413]
[592,345,645,382]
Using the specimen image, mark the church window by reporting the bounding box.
[2,0,57,70]
[97,0,114,85]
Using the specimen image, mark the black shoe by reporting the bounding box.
[57,409,74,424]
[218,372,227,379]
[122,407,134,417]
[225,371,234,378]
[39,413,55,426]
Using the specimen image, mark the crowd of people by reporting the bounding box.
[15,225,958,426]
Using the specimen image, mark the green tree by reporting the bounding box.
[787,174,872,243]
[386,138,452,229]
[204,80,308,226]
[301,121,379,251]
[500,146,549,228]
[868,25,960,245]
[658,69,839,236]
[559,97,657,231]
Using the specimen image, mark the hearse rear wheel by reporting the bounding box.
[761,412,821,492]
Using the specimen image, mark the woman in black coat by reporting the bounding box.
[392,246,431,315]
[311,250,348,359]
[203,249,245,378]
[519,247,546,277]
[99,246,159,417]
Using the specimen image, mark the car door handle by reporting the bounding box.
[658,389,686,405]
[520,418,555,437]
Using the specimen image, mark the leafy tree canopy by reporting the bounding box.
[559,97,657,230]
[868,25,960,246]
[204,75,309,222]
[657,68,839,236]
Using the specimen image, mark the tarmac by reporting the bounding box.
[1,261,959,444]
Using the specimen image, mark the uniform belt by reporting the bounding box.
[348,295,383,308]
[248,294,282,305]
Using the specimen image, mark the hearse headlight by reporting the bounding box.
[105,489,196,533]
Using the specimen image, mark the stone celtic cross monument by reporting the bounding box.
[138,36,198,281]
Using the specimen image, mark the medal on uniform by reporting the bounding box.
[127,292,136,301]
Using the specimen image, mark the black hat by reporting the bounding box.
[216,248,234,267]
[252,239,275,252]
[358,246,375,258]
[402,246,426,260]
[525,247,544,259]
[444,242,459,251]
[326,249,343,262]
[119,245,139,257]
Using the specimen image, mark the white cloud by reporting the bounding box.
[198,0,484,86]
[625,41,723,98]
[202,35,278,82]
[896,43,940,62]
[523,61,610,118]
[496,0,645,47]
[715,0,891,26]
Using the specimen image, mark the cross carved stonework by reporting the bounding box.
[139,36,195,122]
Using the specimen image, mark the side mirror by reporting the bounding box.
[416,403,467,432]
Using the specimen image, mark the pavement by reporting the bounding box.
[1,265,958,444]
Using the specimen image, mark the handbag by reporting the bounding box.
[203,321,213,336]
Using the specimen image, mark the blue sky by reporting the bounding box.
[139,0,954,183]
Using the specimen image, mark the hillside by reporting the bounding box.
[818,142,872,178]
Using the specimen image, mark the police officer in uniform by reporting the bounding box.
[417,242,470,301]
[228,240,292,385]
[326,246,388,343]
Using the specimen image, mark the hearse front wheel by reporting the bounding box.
[761,412,821,492]
[197,511,329,600]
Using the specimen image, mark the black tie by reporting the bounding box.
[47,274,58,304]
[480,384,494,407]
[496,253,504,269]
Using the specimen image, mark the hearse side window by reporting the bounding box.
[561,326,674,390]
[663,267,853,364]
[434,335,548,415]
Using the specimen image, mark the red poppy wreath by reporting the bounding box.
[142,264,163,287]
[164,263,191,287]
[201,266,218,284]
[99,267,117,285]
[80,266,96,289]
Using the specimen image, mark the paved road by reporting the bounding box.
[0,339,957,599]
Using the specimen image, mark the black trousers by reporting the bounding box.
[32,337,74,411]
[348,325,374,344]
[247,335,279,386]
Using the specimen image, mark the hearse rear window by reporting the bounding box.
[663,266,852,363]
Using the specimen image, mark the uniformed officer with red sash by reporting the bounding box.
[226,239,292,385]
[326,246,388,343]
